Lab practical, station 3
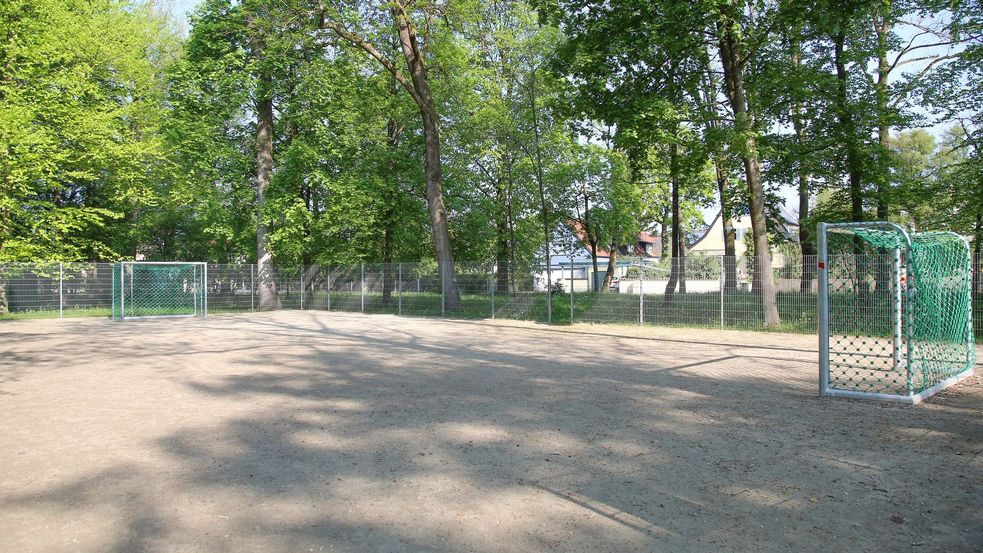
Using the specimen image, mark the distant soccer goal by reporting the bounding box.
[818,222,974,403]
[112,262,207,320]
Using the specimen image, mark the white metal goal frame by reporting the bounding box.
[112,261,208,320]
[818,222,974,404]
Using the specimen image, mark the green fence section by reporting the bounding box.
[2,259,981,344]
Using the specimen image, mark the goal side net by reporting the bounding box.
[818,222,974,403]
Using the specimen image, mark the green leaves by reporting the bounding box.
[0,0,178,261]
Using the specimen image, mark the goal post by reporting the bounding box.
[818,222,974,403]
[112,262,207,320]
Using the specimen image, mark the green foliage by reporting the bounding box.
[0,0,978,269]
[0,0,179,261]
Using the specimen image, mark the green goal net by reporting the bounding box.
[112,262,207,319]
[818,222,974,403]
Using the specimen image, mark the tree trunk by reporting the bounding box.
[874,10,892,220]
[383,73,399,306]
[582,191,599,292]
[703,62,738,292]
[255,72,280,310]
[719,20,780,326]
[798,171,816,294]
[833,28,870,296]
[382,222,395,304]
[833,31,864,224]
[418,109,459,308]
[601,244,618,291]
[528,69,551,313]
[495,171,510,294]
[715,161,738,291]
[665,141,683,300]
[790,43,815,294]
[387,6,459,309]
[0,274,7,315]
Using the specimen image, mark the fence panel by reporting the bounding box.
[492,265,550,322]
[975,252,982,341]
[1,255,979,343]
[396,263,442,317]
[207,264,255,313]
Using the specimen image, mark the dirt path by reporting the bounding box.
[1,311,980,552]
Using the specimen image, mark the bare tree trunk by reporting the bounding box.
[0,274,7,315]
[382,223,395,304]
[833,31,864,224]
[322,6,459,309]
[665,141,682,300]
[581,191,600,291]
[715,162,738,291]
[833,28,870,296]
[601,244,618,291]
[255,72,280,310]
[383,72,399,306]
[496,173,510,294]
[874,10,892,221]
[790,43,815,294]
[872,13,894,294]
[719,20,780,326]
[703,63,738,292]
[393,8,459,309]
[529,69,551,312]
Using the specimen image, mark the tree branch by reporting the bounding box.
[319,19,424,109]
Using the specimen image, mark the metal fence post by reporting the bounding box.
[120,262,126,320]
[441,264,446,318]
[360,262,365,313]
[490,268,495,319]
[720,256,725,329]
[203,263,208,318]
[58,262,63,318]
[250,264,255,311]
[638,259,644,325]
[327,271,332,311]
[300,267,304,310]
[398,263,402,316]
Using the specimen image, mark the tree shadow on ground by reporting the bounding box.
[1,311,980,552]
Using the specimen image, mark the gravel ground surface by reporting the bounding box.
[1,311,980,552]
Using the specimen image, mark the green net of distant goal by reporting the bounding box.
[112,262,207,319]
[818,222,974,403]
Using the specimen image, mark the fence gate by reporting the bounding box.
[818,222,975,403]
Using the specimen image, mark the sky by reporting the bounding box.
[166,0,200,34]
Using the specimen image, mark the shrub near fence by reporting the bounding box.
[1,256,980,342]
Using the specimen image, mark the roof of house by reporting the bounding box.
[688,207,800,250]
[568,220,662,258]
[568,220,611,257]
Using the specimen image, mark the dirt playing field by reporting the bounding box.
[1,311,981,553]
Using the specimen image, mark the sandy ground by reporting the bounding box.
[0,311,981,553]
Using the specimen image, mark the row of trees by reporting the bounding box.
[1,0,980,321]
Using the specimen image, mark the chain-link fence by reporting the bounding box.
[2,255,980,342]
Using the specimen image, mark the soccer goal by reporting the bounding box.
[818,222,974,403]
[112,262,207,320]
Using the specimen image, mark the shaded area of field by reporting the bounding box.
[1,312,980,553]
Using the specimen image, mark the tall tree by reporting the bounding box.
[319,1,461,308]
[714,0,781,325]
